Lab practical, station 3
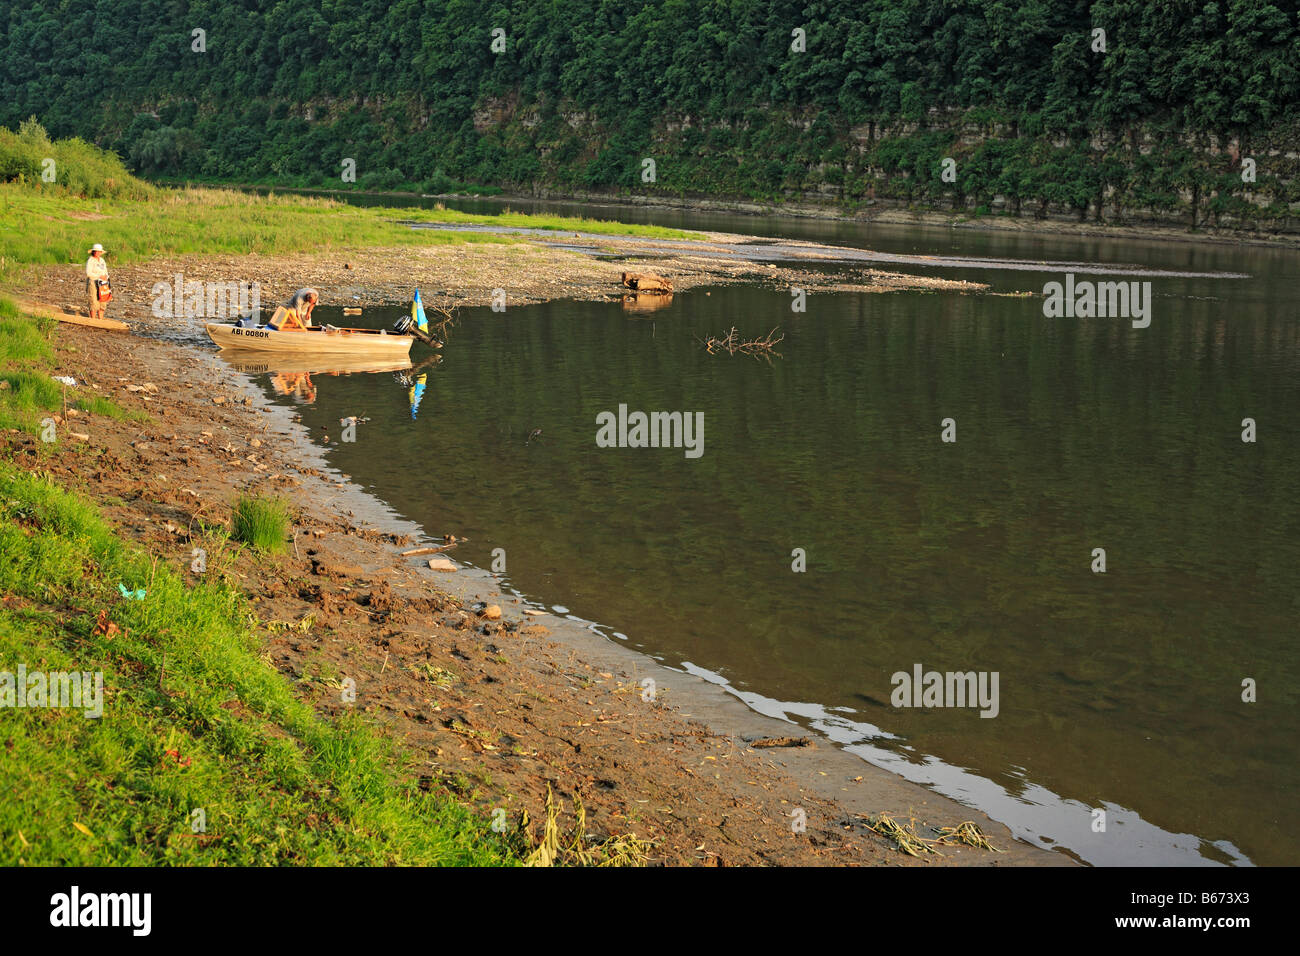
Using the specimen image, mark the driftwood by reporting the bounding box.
[425,299,458,341]
[400,542,457,557]
[621,271,673,294]
[700,326,784,361]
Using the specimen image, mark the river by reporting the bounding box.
[221,194,1300,866]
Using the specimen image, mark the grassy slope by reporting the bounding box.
[0,297,143,433]
[0,463,517,865]
[0,299,519,865]
[1,122,703,290]
[0,184,701,291]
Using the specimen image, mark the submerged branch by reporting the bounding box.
[699,326,784,361]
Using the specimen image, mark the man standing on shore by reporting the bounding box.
[85,243,110,320]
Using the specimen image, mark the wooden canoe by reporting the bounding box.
[15,299,129,331]
[205,322,415,357]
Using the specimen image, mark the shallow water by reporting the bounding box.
[215,204,1299,866]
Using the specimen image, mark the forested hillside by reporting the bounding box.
[3,1,1299,227]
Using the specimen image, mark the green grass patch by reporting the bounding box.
[0,183,701,291]
[0,297,137,433]
[0,183,525,289]
[401,205,704,240]
[230,494,291,554]
[74,394,146,422]
[0,118,153,201]
[0,124,702,289]
[0,464,517,865]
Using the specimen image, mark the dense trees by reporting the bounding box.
[1,1,1297,221]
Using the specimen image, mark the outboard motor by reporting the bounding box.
[392,315,441,348]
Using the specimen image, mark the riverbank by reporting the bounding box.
[1,303,1068,866]
[18,227,988,327]
[3,181,988,325]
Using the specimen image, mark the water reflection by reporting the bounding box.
[217,348,440,411]
[622,292,674,314]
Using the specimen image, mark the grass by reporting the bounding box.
[230,494,291,553]
[0,123,705,289]
[0,184,704,292]
[0,184,520,290]
[0,464,519,865]
[519,785,653,867]
[401,205,705,240]
[861,811,1000,857]
[0,118,152,201]
[0,296,141,434]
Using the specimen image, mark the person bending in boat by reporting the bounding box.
[267,288,320,331]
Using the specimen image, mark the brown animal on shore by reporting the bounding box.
[621,271,673,294]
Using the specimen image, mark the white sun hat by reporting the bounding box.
[88,243,106,254]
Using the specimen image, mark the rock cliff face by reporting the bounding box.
[455,99,1300,234]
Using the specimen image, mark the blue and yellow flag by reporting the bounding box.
[409,373,427,420]
[411,289,429,334]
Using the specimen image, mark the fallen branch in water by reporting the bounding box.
[400,543,457,557]
[699,326,784,361]
[426,299,458,342]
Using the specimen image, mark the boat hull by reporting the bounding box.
[216,348,415,376]
[205,323,414,357]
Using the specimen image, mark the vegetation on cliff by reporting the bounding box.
[3,1,1297,225]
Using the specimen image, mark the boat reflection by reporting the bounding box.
[218,349,441,407]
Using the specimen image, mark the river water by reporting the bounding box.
[220,194,1300,866]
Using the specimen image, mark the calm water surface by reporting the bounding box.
[217,205,1299,865]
